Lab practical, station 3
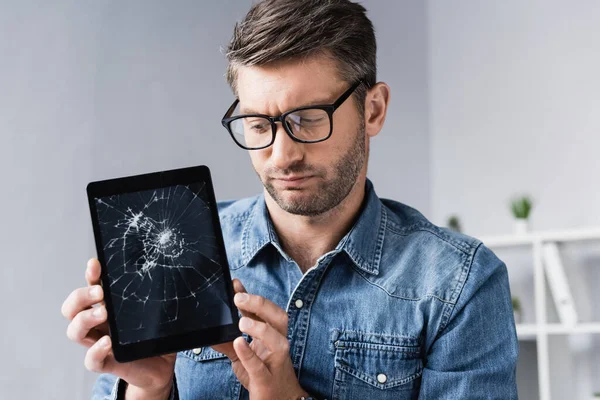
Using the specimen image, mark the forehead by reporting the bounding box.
[235,56,346,114]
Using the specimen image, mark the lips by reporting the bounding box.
[271,175,314,188]
[276,175,312,182]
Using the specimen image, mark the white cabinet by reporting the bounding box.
[480,228,600,400]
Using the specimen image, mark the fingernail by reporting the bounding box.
[89,286,102,299]
[235,293,249,304]
[93,307,104,318]
[239,317,253,331]
[100,336,110,347]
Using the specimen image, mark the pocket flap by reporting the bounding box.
[180,347,228,362]
[332,330,422,389]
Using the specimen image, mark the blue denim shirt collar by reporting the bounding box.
[240,179,386,275]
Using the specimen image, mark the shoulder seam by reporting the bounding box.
[384,214,479,257]
[351,264,458,305]
[434,241,484,340]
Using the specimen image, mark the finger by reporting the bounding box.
[233,336,270,384]
[84,335,114,373]
[234,293,288,335]
[232,279,246,294]
[85,258,102,287]
[238,317,289,354]
[62,285,104,320]
[220,340,249,388]
[212,342,238,362]
[232,280,263,323]
[66,306,107,346]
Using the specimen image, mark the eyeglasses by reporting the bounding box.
[221,80,363,150]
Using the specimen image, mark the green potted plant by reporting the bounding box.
[511,296,522,324]
[447,215,462,233]
[510,195,533,235]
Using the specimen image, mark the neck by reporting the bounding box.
[265,177,367,273]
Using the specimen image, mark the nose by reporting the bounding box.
[268,122,305,170]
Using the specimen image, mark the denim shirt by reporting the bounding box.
[92,179,518,399]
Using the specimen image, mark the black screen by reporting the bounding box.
[94,182,233,345]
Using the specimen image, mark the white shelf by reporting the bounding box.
[517,323,600,341]
[516,324,539,340]
[480,227,600,248]
[481,227,600,400]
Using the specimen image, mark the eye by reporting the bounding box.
[287,110,328,127]
[302,116,326,124]
[244,118,270,134]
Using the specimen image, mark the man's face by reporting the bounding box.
[235,56,367,217]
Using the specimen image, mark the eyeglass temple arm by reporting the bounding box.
[332,80,364,110]
[222,99,240,125]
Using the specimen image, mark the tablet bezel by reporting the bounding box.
[86,165,240,362]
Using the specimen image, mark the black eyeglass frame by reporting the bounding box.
[221,80,364,150]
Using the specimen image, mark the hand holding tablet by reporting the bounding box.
[85,165,240,362]
[62,258,179,397]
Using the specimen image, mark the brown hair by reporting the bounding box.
[225,0,377,112]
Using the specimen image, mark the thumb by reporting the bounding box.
[212,341,251,387]
[212,341,237,361]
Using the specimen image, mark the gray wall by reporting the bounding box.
[428,0,600,235]
[0,2,99,399]
[0,1,429,398]
[365,0,430,213]
[428,1,600,398]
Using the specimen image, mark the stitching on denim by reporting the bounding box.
[371,205,387,272]
[239,201,256,267]
[180,349,228,362]
[434,242,481,340]
[240,214,249,263]
[332,328,420,342]
[337,342,421,354]
[386,222,477,256]
[237,198,275,269]
[342,198,387,275]
[351,265,457,304]
[220,211,252,221]
[447,242,477,305]
[336,363,423,388]
[294,264,331,378]
[382,204,479,256]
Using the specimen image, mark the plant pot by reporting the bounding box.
[513,219,529,235]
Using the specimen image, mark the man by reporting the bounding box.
[62,0,518,398]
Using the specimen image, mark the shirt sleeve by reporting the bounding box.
[418,243,519,399]
[91,373,179,400]
[90,373,119,400]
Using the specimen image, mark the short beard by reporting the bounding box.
[261,124,366,217]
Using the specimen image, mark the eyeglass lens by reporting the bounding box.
[229,108,330,149]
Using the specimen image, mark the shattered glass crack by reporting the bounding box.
[95,183,232,345]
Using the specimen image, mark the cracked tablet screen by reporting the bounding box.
[94,183,233,345]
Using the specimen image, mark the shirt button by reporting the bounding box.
[377,373,387,384]
[295,299,304,309]
[192,348,202,355]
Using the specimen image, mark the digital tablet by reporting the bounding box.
[86,165,240,362]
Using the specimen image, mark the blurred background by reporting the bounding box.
[0,0,598,399]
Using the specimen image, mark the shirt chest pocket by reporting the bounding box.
[176,348,241,400]
[331,330,422,400]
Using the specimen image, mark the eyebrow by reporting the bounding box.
[239,95,336,115]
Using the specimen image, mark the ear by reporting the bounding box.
[364,82,391,138]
